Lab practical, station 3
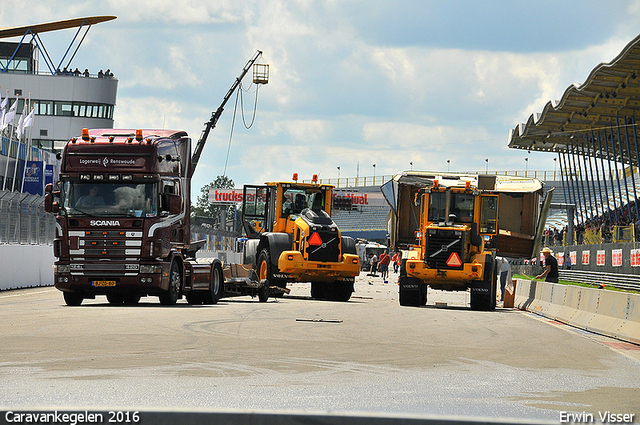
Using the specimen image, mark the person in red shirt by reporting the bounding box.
[379,250,391,283]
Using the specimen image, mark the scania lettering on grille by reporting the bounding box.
[90,220,121,226]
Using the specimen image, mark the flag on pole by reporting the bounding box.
[23,108,34,132]
[1,99,17,130]
[15,108,26,139]
[0,93,6,126]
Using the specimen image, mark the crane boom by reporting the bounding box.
[189,50,263,178]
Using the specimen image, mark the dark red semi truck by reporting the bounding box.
[45,128,251,306]
[45,51,269,306]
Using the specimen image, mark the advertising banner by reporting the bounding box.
[23,160,43,195]
[45,164,55,186]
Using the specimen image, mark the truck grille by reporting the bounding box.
[67,229,143,275]
[306,231,340,262]
[425,229,465,269]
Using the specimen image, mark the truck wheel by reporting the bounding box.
[123,294,141,305]
[159,261,181,305]
[106,294,124,304]
[399,276,421,307]
[186,292,204,305]
[470,255,497,311]
[204,262,224,305]
[325,281,353,302]
[63,292,83,306]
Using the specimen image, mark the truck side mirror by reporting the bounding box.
[44,184,60,214]
[162,193,182,214]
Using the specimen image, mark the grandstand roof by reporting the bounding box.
[509,33,640,161]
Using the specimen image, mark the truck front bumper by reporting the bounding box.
[278,251,361,282]
[406,259,484,287]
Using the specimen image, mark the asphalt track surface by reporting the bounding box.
[1,271,639,423]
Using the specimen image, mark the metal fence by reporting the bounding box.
[0,190,55,245]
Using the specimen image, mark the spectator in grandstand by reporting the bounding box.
[564,253,572,270]
[535,247,559,283]
[379,250,391,283]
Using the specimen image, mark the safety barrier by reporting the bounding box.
[0,245,55,290]
[514,279,640,345]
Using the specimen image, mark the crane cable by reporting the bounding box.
[222,81,261,176]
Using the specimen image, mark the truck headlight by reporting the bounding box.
[139,264,162,274]
[56,264,70,273]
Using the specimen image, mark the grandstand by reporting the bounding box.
[331,185,390,242]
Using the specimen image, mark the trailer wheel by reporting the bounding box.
[63,292,83,306]
[258,280,269,302]
[159,261,181,305]
[205,262,224,305]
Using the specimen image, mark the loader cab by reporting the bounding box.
[422,185,498,237]
[242,181,333,238]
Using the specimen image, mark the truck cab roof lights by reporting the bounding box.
[82,128,90,141]
[108,136,115,143]
[433,180,439,188]
[312,174,318,183]
[135,129,143,142]
[465,181,471,190]
[126,137,133,144]
[292,173,299,182]
[70,137,77,144]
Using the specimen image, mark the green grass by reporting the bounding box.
[512,274,639,294]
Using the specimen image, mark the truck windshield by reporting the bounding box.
[450,193,474,223]
[428,191,474,223]
[282,189,308,215]
[428,192,447,222]
[61,181,159,217]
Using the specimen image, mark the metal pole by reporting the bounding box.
[567,144,583,223]
[589,130,606,221]
[633,114,640,219]
[558,151,569,205]
[610,124,625,221]
[579,141,595,220]
[623,116,639,220]
[598,130,614,221]
[606,128,620,222]
[615,118,632,220]
[572,143,588,221]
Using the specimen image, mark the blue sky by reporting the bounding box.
[2,0,640,198]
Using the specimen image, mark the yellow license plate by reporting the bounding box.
[92,280,116,287]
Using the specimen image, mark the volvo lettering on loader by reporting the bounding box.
[242,174,361,301]
[382,172,552,310]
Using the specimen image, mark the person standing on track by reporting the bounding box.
[536,247,559,283]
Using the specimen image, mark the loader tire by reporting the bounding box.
[470,255,497,311]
